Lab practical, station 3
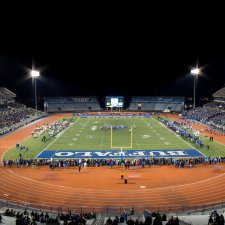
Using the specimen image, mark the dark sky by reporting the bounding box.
[1,6,225,105]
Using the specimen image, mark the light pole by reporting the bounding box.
[31,70,40,110]
[191,68,200,109]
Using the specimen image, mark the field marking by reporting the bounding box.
[56,144,63,150]
[91,126,97,131]
[67,143,74,146]
[141,135,151,139]
[87,135,94,140]
[140,186,146,189]
[36,117,80,158]
[99,118,106,149]
[176,144,184,150]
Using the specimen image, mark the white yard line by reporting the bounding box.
[99,119,105,149]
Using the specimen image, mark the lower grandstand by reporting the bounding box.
[184,86,225,131]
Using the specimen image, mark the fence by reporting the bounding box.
[1,199,225,216]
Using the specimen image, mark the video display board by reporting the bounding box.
[105,96,124,107]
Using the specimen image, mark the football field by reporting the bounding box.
[4,116,206,159]
[46,117,192,150]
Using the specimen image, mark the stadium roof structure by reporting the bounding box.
[212,87,225,98]
[0,87,16,98]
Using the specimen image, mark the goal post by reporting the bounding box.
[110,125,133,149]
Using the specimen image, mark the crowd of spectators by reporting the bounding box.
[4,208,95,225]
[185,107,219,123]
[184,102,225,131]
[3,155,221,169]
[208,210,224,225]
[205,102,225,110]
[105,210,179,225]
[206,113,225,131]
[0,102,46,136]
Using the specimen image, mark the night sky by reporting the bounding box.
[0,7,225,107]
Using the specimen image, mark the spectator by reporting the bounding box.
[130,208,135,215]
[127,217,135,225]
[106,217,113,225]
[120,215,125,223]
[162,214,167,221]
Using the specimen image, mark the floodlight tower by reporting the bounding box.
[31,70,40,110]
[191,68,200,109]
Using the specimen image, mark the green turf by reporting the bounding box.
[3,116,225,159]
[44,117,192,150]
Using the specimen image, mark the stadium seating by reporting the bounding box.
[0,87,16,105]
[185,104,225,131]
[0,206,96,225]
[45,97,101,112]
[0,88,46,136]
[128,96,184,112]
[213,86,225,99]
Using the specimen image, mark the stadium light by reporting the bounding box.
[31,70,40,110]
[191,68,200,109]
[191,68,200,75]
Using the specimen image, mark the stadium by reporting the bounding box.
[0,1,225,221]
[1,11,225,223]
[0,85,225,225]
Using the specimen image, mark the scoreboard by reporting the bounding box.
[105,96,124,108]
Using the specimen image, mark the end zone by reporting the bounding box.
[36,149,205,159]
